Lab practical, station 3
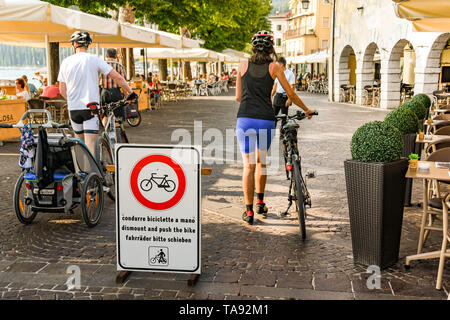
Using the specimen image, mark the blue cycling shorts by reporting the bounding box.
[236,117,276,154]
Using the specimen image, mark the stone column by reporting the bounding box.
[355,66,374,105]
[335,65,350,101]
[380,66,402,109]
[414,45,442,96]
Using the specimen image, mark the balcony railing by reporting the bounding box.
[283,28,315,40]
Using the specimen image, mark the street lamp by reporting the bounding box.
[302,0,310,10]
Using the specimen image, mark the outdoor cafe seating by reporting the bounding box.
[362,84,381,108]
[401,83,414,104]
[411,99,450,290]
[27,98,68,126]
[339,84,356,104]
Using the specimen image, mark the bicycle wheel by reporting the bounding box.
[13,173,37,224]
[164,180,176,192]
[140,179,153,192]
[94,136,115,201]
[292,158,306,240]
[81,173,104,228]
[126,111,141,127]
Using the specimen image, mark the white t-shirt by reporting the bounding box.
[16,90,30,101]
[275,69,296,94]
[58,52,112,110]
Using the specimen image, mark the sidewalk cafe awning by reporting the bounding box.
[288,51,328,64]
[392,0,450,32]
[222,48,251,60]
[0,1,202,49]
[143,48,221,62]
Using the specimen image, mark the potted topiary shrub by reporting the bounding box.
[345,121,408,269]
[384,107,419,206]
[401,99,427,121]
[412,93,431,110]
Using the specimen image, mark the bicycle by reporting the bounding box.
[140,173,176,193]
[94,96,134,200]
[277,110,318,240]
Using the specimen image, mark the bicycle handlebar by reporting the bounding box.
[276,110,318,121]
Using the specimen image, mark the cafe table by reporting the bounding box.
[416,134,450,145]
[405,161,450,273]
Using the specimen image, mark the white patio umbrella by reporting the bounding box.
[0,1,202,81]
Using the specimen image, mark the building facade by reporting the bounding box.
[330,0,450,109]
[284,0,332,61]
[268,12,290,55]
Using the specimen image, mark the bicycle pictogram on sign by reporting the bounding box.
[130,154,186,211]
[140,173,177,193]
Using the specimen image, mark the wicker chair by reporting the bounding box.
[27,99,49,124]
[416,148,450,255]
[167,83,178,102]
[362,85,373,106]
[436,193,450,289]
[434,126,450,135]
[433,114,450,121]
[433,90,448,110]
[46,100,68,124]
[433,121,450,133]
[372,87,381,108]
[339,85,350,102]
[425,138,450,157]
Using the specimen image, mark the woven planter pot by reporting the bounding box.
[344,158,408,269]
[403,134,417,206]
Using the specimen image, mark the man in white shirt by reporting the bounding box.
[58,31,133,153]
[271,57,296,120]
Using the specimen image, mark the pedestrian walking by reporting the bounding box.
[58,31,133,154]
[271,56,296,122]
[235,30,315,225]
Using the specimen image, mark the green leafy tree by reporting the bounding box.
[48,0,272,51]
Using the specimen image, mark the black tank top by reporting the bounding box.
[237,61,275,121]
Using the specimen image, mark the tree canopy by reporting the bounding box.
[47,0,272,52]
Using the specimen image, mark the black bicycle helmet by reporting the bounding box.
[70,31,92,47]
[251,30,274,52]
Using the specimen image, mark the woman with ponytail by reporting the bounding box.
[235,30,315,225]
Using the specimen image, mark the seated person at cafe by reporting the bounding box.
[22,75,38,97]
[15,78,30,101]
[41,80,62,99]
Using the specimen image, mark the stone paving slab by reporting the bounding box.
[0,91,448,300]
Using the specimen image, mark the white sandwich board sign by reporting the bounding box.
[115,144,201,274]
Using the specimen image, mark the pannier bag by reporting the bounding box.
[124,103,139,119]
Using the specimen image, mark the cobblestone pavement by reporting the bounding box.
[0,90,448,300]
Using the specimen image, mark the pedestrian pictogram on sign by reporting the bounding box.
[116,145,201,274]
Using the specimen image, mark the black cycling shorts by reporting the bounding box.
[69,110,99,135]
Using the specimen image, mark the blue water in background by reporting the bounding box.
[0,67,44,88]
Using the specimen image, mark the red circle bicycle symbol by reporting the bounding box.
[130,154,186,211]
